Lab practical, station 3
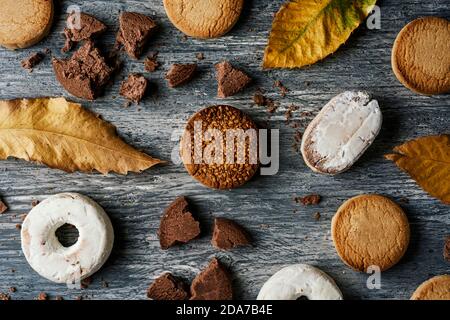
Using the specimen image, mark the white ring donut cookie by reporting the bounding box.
[301,91,382,175]
[21,193,114,284]
[257,264,343,300]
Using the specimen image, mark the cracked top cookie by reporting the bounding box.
[180,105,259,189]
[163,0,244,38]
[411,275,450,300]
[331,194,410,272]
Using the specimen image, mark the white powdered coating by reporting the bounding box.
[301,91,382,174]
[21,193,114,284]
[257,264,343,300]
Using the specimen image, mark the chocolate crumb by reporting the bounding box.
[101,280,109,288]
[0,199,8,214]
[274,80,288,97]
[158,197,200,250]
[144,52,159,72]
[81,276,92,289]
[295,194,321,206]
[444,235,450,262]
[116,12,157,59]
[211,218,251,250]
[44,48,51,55]
[285,104,299,121]
[37,292,48,300]
[62,12,107,53]
[196,53,205,60]
[165,63,197,88]
[15,224,21,230]
[31,200,40,207]
[190,258,233,300]
[314,212,321,221]
[120,74,148,103]
[147,273,189,300]
[253,92,266,106]
[8,287,16,293]
[215,61,251,98]
[21,53,44,71]
[0,293,10,300]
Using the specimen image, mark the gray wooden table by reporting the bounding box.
[0,0,449,300]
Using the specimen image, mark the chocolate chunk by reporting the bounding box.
[144,52,159,72]
[116,12,157,59]
[444,235,450,262]
[196,53,205,60]
[21,52,44,71]
[0,199,8,214]
[147,273,189,300]
[215,61,251,98]
[190,258,233,300]
[62,12,107,52]
[295,194,321,206]
[53,41,114,100]
[158,197,200,250]
[211,218,251,250]
[165,63,197,88]
[253,92,267,106]
[119,74,148,103]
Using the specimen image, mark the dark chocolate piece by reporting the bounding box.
[62,12,107,52]
[147,273,189,300]
[119,74,148,103]
[190,258,233,300]
[21,53,44,71]
[215,61,251,98]
[165,63,197,88]
[211,218,251,250]
[144,52,159,72]
[0,199,8,214]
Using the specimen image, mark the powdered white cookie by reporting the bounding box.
[21,193,114,284]
[257,264,343,300]
[301,91,382,175]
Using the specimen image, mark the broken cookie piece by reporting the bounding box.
[0,199,8,214]
[165,63,197,88]
[144,52,159,72]
[21,52,44,71]
[62,12,107,52]
[215,61,251,98]
[158,197,201,250]
[190,258,233,300]
[120,74,148,103]
[147,273,189,300]
[211,218,251,250]
[53,41,114,100]
[116,12,157,59]
[295,194,321,206]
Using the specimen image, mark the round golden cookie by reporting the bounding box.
[392,17,450,95]
[331,194,410,272]
[0,0,54,49]
[180,105,259,189]
[163,0,243,38]
[411,275,450,300]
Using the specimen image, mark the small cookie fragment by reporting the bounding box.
[190,258,233,300]
[21,52,44,71]
[0,199,8,214]
[332,194,410,272]
[163,0,244,38]
[211,218,251,250]
[116,12,157,59]
[158,197,200,250]
[215,61,251,98]
[53,41,113,100]
[0,0,54,49]
[147,273,189,300]
[144,52,159,72]
[62,12,107,53]
[444,236,450,262]
[180,105,259,189]
[392,17,450,95]
[411,275,450,300]
[295,194,321,206]
[165,63,197,88]
[120,74,148,103]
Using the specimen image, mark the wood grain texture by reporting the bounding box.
[0,0,449,300]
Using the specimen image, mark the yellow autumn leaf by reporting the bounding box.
[386,135,450,205]
[263,0,377,68]
[0,97,163,174]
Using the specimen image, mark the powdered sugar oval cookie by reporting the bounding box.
[163,0,243,38]
[301,91,382,175]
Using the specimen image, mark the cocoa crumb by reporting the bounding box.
[0,293,10,300]
[295,194,321,206]
[253,92,266,106]
[15,224,21,230]
[37,292,48,300]
[31,200,40,207]
[274,80,288,97]
[9,287,16,293]
[314,212,321,221]
[144,52,159,72]
[21,52,44,71]
[81,277,92,289]
[196,53,205,60]
[285,104,299,121]
[266,99,278,113]
[444,235,450,262]
[0,199,8,214]
[101,280,109,288]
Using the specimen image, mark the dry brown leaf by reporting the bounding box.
[263,0,377,68]
[385,135,450,204]
[0,97,163,174]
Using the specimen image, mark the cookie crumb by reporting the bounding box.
[274,80,288,97]
[15,224,21,230]
[253,92,266,106]
[144,52,159,72]
[101,280,109,288]
[0,293,10,300]
[147,273,189,300]
[8,287,16,293]
[31,200,40,207]
[21,53,44,71]
[295,194,321,206]
[314,212,321,221]
[81,276,92,289]
[196,53,205,60]
[444,235,450,262]
[37,292,48,300]
[0,199,8,214]
[285,104,299,121]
